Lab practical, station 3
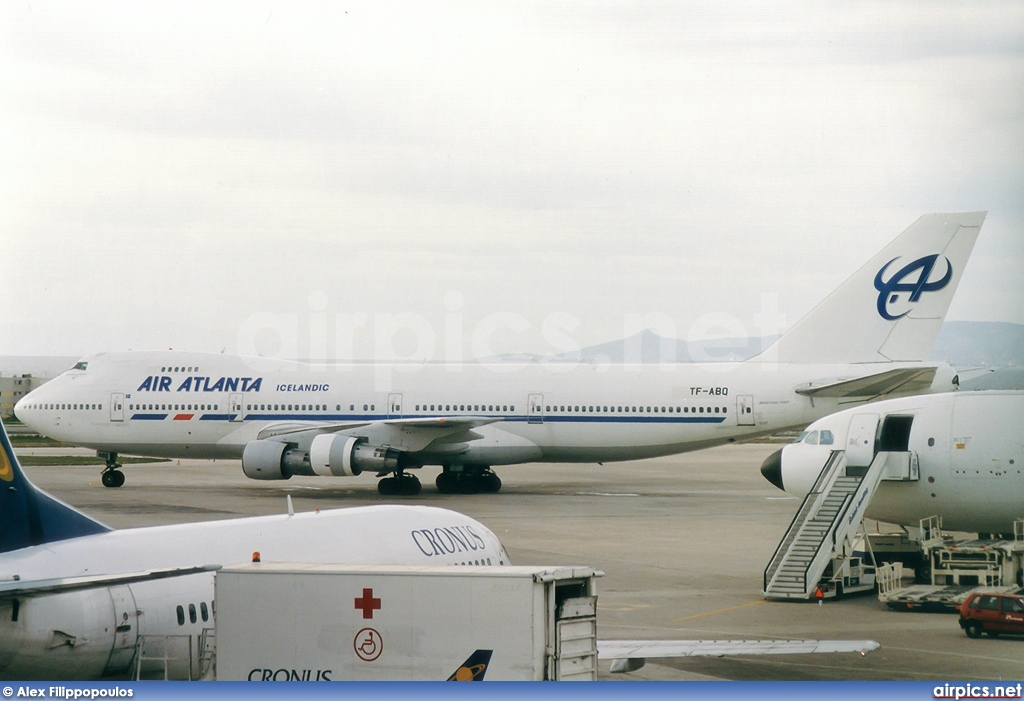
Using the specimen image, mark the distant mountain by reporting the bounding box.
[544,329,778,364]
[3,322,1022,377]
[929,321,1024,369]
[538,321,1024,368]
[959,368,1024,391]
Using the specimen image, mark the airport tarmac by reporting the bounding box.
[16,443,1024,681]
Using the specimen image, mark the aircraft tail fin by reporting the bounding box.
[446,649,493,681]
[0,418,110,554]
[753,212,985,364]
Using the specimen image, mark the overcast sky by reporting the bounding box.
[2,2,1022,360]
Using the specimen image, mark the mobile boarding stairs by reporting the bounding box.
[763,445,918,600]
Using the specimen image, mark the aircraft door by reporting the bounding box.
[229,393,244,422]
[736,395,755,426]
[103,585,139,675]
[846,414,880,467]
[528,393,544,424]
[388,393,403,418]
[110,393,125,422]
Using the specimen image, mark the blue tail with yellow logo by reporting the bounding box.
[0,417,110,553]
[446,649,493,681]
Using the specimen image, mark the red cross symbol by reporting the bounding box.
[354,588,382,619]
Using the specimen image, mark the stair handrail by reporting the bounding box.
[763,450,845,591]
[831,451,893,551]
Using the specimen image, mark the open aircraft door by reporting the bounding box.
[110,393,124,422]
[846,414,879,467]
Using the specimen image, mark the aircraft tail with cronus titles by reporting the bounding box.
[754,212,985,364]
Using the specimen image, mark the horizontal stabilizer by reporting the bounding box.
[794,366,938,398]
[0,565,221,599]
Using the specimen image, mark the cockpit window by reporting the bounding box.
[802,430,819,445]
[72,361,88,371]
[819,430,834,446]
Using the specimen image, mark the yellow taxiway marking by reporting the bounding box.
[672,599,766,622]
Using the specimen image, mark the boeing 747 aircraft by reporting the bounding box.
[16,212,985,495]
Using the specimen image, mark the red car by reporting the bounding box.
[959,592,1024,638]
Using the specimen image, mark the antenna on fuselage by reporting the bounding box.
[286,494,294,516]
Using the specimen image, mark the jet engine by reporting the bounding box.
[241,435,401,480]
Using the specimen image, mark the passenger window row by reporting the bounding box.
[21,403,102,411]
[175,600,213,626]
[542,405,726,414]
[161,366,200,373]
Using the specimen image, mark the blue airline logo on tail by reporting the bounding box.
[873,254,953,320]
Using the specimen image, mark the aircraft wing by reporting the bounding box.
[0,565,220,599]
[598,638,880,673]
[257,417,504,452]
[794,366,937,399]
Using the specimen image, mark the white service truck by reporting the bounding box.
[215,563,601,681]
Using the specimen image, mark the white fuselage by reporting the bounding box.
[15,351,954,469]
[0,505,508,680]
[776,391,1024,533]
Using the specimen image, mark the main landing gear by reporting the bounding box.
[435,466,502,495]
[98,451,125,488]
[377,471,422,496]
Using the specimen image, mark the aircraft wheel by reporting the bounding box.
[435,471,457,494]
[458,474,481,494]
[964,622,982,639]
[101,470,124,488]
[480,472,502,493]
[400,475,422,496]
[377,478,395,496]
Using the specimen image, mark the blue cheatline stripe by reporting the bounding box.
[164,412,727,425]
[540,415,725,424]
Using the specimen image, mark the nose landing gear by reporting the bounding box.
[98,452,125,488]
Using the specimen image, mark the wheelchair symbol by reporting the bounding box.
[354,627,383,662]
